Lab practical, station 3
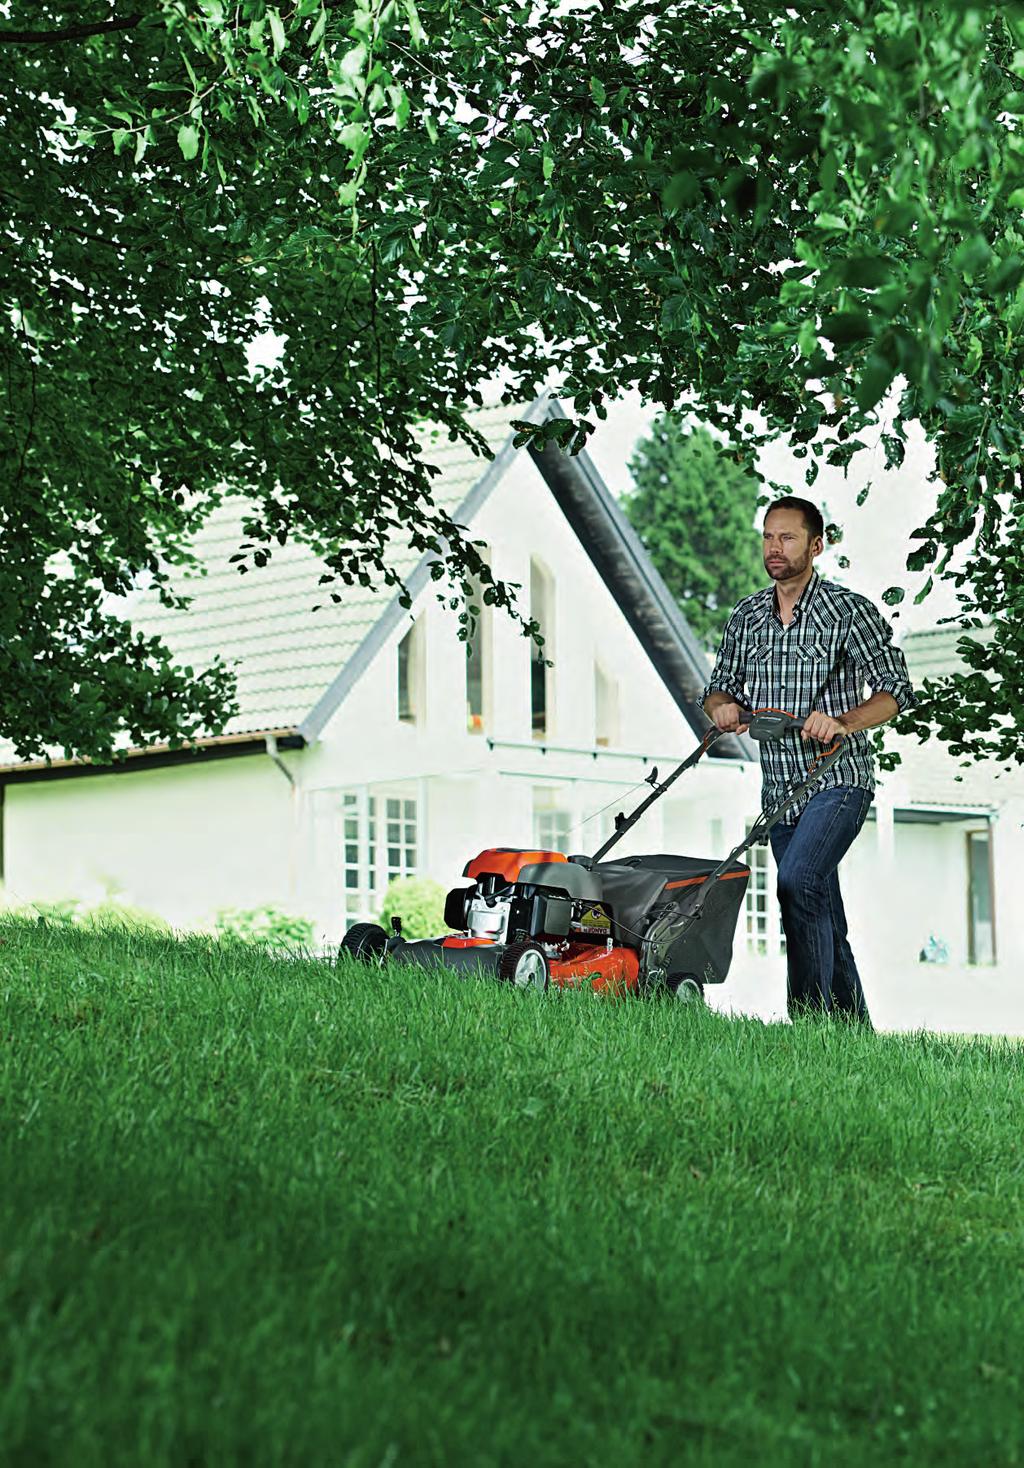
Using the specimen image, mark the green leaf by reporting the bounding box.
[267,7,286,57]
[839,256,891,289]
[797,319,818,358]
[989,255,1024,294]
[542,149,554,182]
[662,172,701,210]
[402,0,424,46]
[177,124,200,161]
[590,76,607,108]
[881,587,906,606]
[913,575,934,604]
[855,352,895,412]
[309,6,327,47]
[339,122,369,166]
[388,85,410,130]
[340,42,368,81]
[952,235,992,277]
[821,311,873,345]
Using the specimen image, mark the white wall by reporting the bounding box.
[3,755,302,930]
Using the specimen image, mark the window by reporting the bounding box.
[465,555,491,734]
[533,786,572,854]
[967,828,995,964]
[595,662,619,748]
[342,791,418,928]
[530,557,555,740]
[745,826,786,958]
[397,618,424,725]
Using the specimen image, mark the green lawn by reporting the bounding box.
[1,916,1023,1466]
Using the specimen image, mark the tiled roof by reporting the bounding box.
[901,623,994,685]
[129,400,535,738]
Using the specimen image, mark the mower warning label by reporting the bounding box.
[573,905,611,935]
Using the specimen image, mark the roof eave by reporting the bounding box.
[0,727,305,784]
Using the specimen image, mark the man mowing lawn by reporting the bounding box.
[702,496,915,1028]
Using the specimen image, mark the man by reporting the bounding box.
[702,496,915,1026]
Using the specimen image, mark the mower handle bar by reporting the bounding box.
[589,705,841,863]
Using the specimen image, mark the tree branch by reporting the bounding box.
[0,12,143,44]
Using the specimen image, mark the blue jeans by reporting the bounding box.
[768,786,874,1025]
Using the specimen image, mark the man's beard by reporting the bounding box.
[765,548,811,581]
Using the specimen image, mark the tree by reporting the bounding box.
[4,2,1024,762]
[624,422,765,649]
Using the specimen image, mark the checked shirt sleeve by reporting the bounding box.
[701,606,747,707]
[847,599,916,712]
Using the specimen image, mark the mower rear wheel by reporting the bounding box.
[339,922,389,965]
[498,940,550,992]
[667,975,705,1005]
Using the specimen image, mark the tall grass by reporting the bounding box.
[2,916,1023,1466]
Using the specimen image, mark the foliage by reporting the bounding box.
[75,900,172,934]
[214,904,314,948]
[6,3,1024,760]
[0,893,170,931]
[624,421,766,648]
[377,875,447,939]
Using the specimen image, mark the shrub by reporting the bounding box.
[77,901,171,934]
[377,877,448,940]
[214,905,314,949]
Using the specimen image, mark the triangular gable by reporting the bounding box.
[0,395,750,773]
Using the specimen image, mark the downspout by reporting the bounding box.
[265,734,298,904]
[265,733,295,787]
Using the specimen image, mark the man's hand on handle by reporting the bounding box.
[800,710,846,743]
[708,700,749,736]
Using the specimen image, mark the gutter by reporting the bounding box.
[0,727,306,785]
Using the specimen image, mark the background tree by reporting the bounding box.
[4,3,1024,762]
[624,422,765,650]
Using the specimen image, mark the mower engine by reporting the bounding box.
[464,888,516,943]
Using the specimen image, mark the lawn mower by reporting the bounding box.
[339,709,846,1001]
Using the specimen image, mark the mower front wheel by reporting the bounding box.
[339,922,389,966]
[498,941,550,993]
[667,975,705,1006]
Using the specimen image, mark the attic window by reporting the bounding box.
[595,662,619,748]
[530,556,555,740]
[397,619,424,725]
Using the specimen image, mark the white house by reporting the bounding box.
[1,395,1020,1034]
[0,394,759,944]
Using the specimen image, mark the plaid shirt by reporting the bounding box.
[702,572,916,824]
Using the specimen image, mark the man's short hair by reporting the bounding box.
[765,495,824,544]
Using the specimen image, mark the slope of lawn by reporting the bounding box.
[1,915,1023,1466]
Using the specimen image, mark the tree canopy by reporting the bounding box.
[624,421,765,649]
[4,1,1024,762]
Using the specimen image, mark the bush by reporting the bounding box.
[377,877,448,940]
[0,895,170,932]
[77,901,171,934]
[214,905,314,949]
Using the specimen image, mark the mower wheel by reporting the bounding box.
[667,975,705,1005]
[498,940,550,993]
[339,922,389,965]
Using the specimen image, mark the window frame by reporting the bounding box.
[966,825,996,965]
[530,556,555,741]
[342,789,419,929]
